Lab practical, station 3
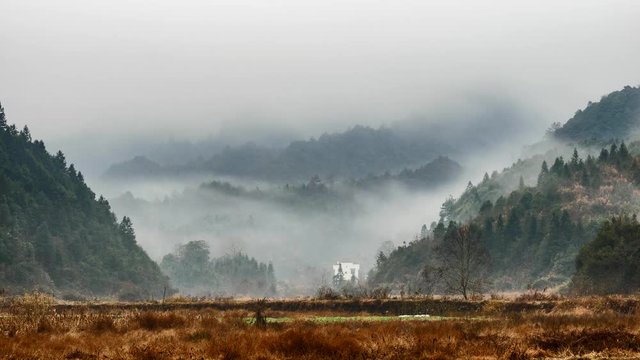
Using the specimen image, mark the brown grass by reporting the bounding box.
[0,295,639,359]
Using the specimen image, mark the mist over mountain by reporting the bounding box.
[369,85,640,295]
[107,155,462,294]
[104,99,537,183]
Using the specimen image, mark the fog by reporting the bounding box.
[1,0,640,294]
[107,177,468,295]
[2,1,639,155]
[98,130,544,295]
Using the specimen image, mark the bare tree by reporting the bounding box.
[435,223,490,299]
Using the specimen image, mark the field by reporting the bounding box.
[1,294,640,359]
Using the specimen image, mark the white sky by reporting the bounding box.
[1,0,639,144]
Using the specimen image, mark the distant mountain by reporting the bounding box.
[104,155,163,178]
[0,103,170,299]
[554,85,640,144]
[105,126,453,181]
[353,156,463,189]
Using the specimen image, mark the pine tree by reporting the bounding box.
[55,151,67,169]
[619,141,631,165]
[20,126,32,142]
[538,161,549,186]
[609,143,618,159]
[420,224,428,239]
[466,181,474,192]
[571,148,579,166]
[0,102,6,129]
[333,263,345,287]
[119,216,136,247]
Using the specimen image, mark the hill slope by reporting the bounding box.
[0,103,170,298]
[554,85,640,144]
[370,144,640,292]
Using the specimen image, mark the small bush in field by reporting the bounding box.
[88,314,117,333]
[370,286,391,299]
[515,290,560,302]
[316,286,340,300]
[184,329,212,342]
[135,311,186,330]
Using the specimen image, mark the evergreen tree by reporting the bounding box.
[0,102,6,128]
[538,161,549,186]
[20,125,31,142]
[119,216,136,247]
[571,148,579,166]
[420,224,428,239]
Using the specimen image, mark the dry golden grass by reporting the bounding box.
[0,295,639,359]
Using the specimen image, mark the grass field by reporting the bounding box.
[1,294,640,359]
[243,314,466,324]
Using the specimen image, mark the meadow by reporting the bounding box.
[1,293,640,359]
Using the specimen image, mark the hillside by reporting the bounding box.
[0,103,170,299]
[370,144,640,292]
[554,85,640,144]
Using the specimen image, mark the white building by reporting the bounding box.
[333,261,360,284]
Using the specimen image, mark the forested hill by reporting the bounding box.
[370,143,640,292]
[554,85,640,144]
[0,103,170,299]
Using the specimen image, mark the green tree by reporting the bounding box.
[0,102,6,128]
[572,215,640,294]
[119,216,136,247]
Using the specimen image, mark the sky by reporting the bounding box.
[1,0,639,156]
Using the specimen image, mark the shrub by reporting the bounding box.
[134,311,186,330]
[316,286,340,300]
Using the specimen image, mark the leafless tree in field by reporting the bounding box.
[435,223,490,299]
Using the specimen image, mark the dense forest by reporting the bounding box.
[160,240,276,297]
[370,143,640,293]
[0,103,170,299]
